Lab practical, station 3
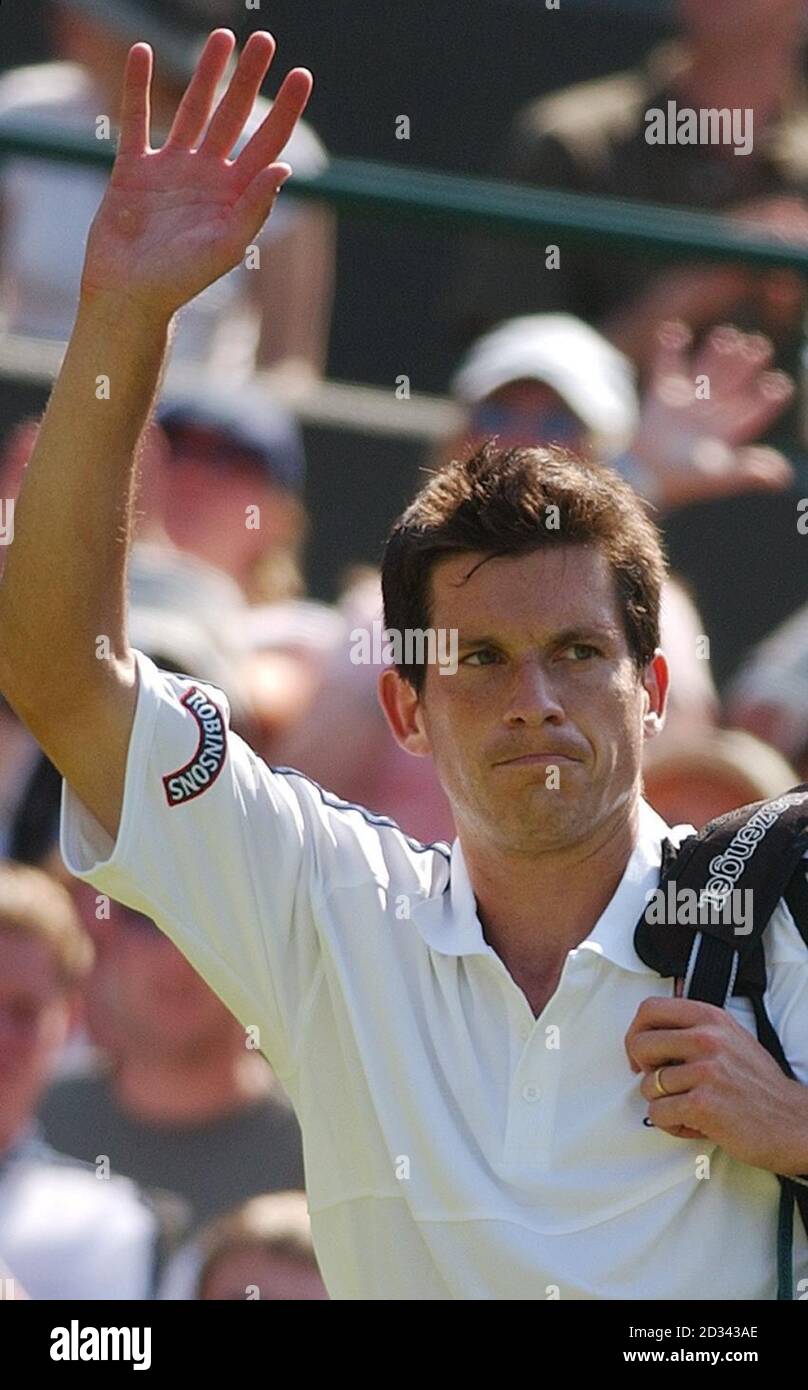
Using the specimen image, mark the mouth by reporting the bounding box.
[494,752,579,768]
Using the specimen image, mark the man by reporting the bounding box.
[0,30,807,1300]
[0,862,168,1299]
[156,386,307,604]
[191,1192,327,1300]
[726,600,808,781]
[439,313,794,510]
[36,884,306,1238]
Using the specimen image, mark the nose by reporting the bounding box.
[502,657,565,728]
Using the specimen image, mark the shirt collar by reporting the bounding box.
[411,798,694,973]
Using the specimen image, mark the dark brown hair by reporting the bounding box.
[381,441,667,691]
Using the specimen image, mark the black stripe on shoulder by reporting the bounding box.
[268,764,452,863]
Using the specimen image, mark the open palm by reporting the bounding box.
[81,29,313,317]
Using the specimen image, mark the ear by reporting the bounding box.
[377,667,432,757]
[641,650,670,741]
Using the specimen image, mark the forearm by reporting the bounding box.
[0,292,172,711]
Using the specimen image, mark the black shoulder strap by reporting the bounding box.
[634,784,808,1000]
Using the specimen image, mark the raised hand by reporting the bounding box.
[81,30,313,319]
[628,319,795,510]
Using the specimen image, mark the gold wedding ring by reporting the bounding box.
[653,1065,672,1097]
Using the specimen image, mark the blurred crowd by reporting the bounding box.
[0,0,807,1300]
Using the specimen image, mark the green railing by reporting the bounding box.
[0,120,806,475]
[1,123,808,272]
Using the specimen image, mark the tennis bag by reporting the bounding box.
[633,783,808,1301]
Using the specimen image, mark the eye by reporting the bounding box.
[460,647,502,667]
[562,643,600,661]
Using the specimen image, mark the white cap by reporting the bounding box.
[450,314,639,452]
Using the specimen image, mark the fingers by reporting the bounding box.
[691,325,773,398]
[629,1028,705,1072]
[231,162,293,245]
[646,1093,707,1139]
[118,43,153,156]
[650,319,691,382]
[165,28,237,150]
[233,67,314,191]
[639,1062,699,1101]
[199,31,277,159]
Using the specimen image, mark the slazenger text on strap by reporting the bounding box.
[700,790,808,925]
[162,687,227,807]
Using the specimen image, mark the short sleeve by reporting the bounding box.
[59,649,323,1080]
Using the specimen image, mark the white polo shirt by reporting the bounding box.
[60,650,808,1300]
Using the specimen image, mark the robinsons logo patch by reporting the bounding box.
[163,686,227,806]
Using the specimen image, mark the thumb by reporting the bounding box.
[233,162,293,243]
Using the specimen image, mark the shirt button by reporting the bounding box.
[519,1023,531,1041]
[521,1083,541,1103]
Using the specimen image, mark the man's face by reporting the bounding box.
[413,544,665,855]
[201,1250,328,1301]
[162,428,298,578]
[0,931,72,1149]
[469,381,589,454]
[64,881,236,1060]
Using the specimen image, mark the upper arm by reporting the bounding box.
[7,653,137,844]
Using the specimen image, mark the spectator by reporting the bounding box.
[652,574,719,744]
[643,726,800,829]
[0,861,170,1299]
[441,311,638,465]
[239,598,345,756]
[0,0,334,381]
[36,891,306,1238]
[451,0,808,378]
[156,386,308,604]
[441,315,795,511]
[178,1191,327,1300]
[725,599,808,778]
